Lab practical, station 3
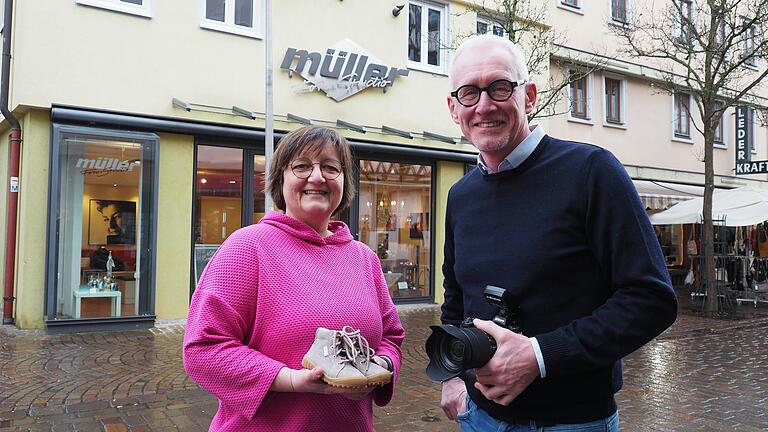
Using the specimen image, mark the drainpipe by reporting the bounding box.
[1,0,21,325]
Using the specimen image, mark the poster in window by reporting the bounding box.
[88,199,137,245]
[410,212,424,239]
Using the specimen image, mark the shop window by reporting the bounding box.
[358,160,433,301]
[47,126,158,321]
[655,225,683,266]
[407,0,448,73]
[76,0,152,18]
[200,0,262,39]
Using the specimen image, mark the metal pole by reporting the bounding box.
[263,0,274,212]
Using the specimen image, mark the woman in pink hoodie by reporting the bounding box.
[183,126,404,431]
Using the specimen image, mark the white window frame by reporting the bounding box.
[199,0,263,39]
[742,18,760,68]
[76,0,152,18]
[748,107,758,154]
[567,70,593,124]
[712,100,728,149]
[407,0,449,74]
[609,0,631,26]
[673,0,695,45]
[558,0,583,15]
[476,16,506,38]
[602,74,627,128]
[672,91,694,143]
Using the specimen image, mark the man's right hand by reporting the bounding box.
[440,377,467,421]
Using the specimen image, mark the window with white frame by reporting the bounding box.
[713,100,726,147]
[673,92,692,139]
[408,1,448,72]
[743,18,759,67]
[477,17,506,37]
[714,12,727,48]
[561,0,580,8]
[747,107,757,153]
[674,0,694,44]
[569,71,591,120]
[200,0,262,39]
[76,0,151,18]
[604,76,625,125]
[611,0,629,24]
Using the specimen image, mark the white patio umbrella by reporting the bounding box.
[649,186,768,226]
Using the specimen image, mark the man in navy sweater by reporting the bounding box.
[439,34,677,431]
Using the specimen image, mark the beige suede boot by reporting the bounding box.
[301,327,367,388]
[341,326,392,387]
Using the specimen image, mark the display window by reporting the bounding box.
[47,126,158,321]
[358,159,433,300]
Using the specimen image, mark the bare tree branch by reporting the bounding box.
[610,0,768,315]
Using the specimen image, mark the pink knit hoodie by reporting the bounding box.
[183,212,404,431]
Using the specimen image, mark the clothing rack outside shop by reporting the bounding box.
[688,219,768,311]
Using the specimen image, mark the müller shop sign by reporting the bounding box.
[280,39,409,102]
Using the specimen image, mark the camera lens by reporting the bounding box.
[425,325,497,382]
[448,339,465,360]
[434,336,464,375]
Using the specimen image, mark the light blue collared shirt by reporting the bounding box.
[474,124,548,378]
[477,124,545,174]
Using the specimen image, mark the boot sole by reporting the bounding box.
[301,356,368,389]
[365,370,392,387]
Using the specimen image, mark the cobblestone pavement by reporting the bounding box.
[2,290,768,431]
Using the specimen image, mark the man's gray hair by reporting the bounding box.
[449,34,530,89]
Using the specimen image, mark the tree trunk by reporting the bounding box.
[703,126,717,315]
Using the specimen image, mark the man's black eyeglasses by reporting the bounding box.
[450,79,527,107]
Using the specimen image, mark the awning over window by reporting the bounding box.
[633,180,703,211]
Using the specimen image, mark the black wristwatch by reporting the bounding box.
[380,355,393,372]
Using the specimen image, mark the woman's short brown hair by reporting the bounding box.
[266,126,355,215]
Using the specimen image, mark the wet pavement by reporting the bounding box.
[1,288,768,431]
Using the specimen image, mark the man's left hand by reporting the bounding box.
[472,318,540,406]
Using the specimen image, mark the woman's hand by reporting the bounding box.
[272,367,374,400]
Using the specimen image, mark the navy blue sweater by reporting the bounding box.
[442,135,677,423]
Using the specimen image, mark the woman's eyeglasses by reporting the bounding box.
[289,158,343,180]
[450,79,527,107]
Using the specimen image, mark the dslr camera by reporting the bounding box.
[425,285,521,382]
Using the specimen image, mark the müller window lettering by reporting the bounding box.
[46,125,158,324]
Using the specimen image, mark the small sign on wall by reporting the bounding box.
[10,176,18,193]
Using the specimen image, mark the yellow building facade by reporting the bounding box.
[0,0,485,329]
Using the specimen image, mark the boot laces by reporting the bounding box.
[329,330,356,365]
[340,326,375,369]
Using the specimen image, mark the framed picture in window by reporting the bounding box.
[88,199,137,245]
[410,213,424,239]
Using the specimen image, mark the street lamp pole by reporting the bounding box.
[264,0,274,212]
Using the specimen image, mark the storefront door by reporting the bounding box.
[192,144,265,288]
[357,159,433,301]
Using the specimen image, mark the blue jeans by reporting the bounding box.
[457,395,620,432]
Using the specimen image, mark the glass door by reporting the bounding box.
[192,145,264,287]
[358,159,433,301]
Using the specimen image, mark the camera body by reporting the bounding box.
[425,285,522,382]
